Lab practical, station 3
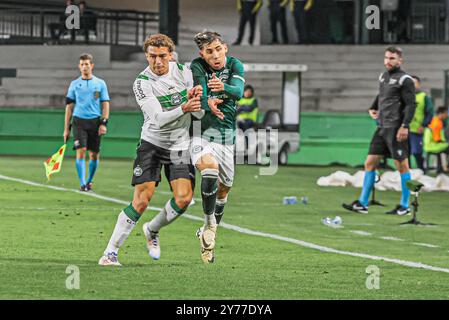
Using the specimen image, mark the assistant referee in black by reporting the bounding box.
[343,46,416,216]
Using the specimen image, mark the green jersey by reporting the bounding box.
[190,56,245,144]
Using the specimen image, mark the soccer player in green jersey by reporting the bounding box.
[189,30,245,263]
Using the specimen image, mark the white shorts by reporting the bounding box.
[190,136,235,187]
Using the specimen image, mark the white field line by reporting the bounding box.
[2,173,449,274]
[349,230,373,236]
[380,236,404,242]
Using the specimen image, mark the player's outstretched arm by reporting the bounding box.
[140,97,196,129]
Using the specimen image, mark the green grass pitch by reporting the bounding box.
[1,156,449,299]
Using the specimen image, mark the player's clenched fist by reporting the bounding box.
[369,109,379,120]
[188,85,203,99]
[182,96,202,113]
[207,74,224,92]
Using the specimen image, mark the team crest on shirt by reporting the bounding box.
[171,93,183,105]
[192,145,203,154]
[133,165,143,177]
[219,69,230,82]
[397,149,403,156]
[93,91,100,99]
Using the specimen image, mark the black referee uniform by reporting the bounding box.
[368,67,416,161]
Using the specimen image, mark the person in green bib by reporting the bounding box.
[410,75,434,171]
[237,84,258,131]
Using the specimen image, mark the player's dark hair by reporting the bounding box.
[79,53,93,63]
[143,34,175,53]
[244,84,254,94]
[194,30,225,50]
[437,106,448,114]
[385,46,403,58]
[411,75,421,82]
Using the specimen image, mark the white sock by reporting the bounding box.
[104,211,136,256]
[204,213,217,227]
[148,199,181,234]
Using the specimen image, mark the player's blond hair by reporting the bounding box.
[143,34,176,53]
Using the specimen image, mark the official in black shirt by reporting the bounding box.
[343,46,416,216]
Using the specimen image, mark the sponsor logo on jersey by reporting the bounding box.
[389,79,398,85]
[397,149,403,156]
[134,80,146,100]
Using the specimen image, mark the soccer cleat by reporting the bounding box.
[86,182,93,191]
[342,200,368,214]
[98,252,122,266]
[200,224,217,263]
[143,222,160,260]
[385,205,411,216]
[201,247,215,264]
[195,225,204,239]
[80,185,87,192]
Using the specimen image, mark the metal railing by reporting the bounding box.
[0,2,158,46]
[443,70,449,107]
[411,2,446,43]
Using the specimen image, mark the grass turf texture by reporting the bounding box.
[1,156,449,299]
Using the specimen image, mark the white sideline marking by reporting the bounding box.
[380,236,404,242]
[349,230,372,236]
[2,173,449,275]
[413,242,440,248]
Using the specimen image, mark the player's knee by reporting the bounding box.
[364,158,377,171]
[133,189,154,213]
[217,186,230,199]
[396,160,409,173]
[197,155,218,171]
[77,148,87,158]
[90,152,99,160]
[174,192,192,210]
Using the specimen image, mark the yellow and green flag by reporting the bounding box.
[43,144,67,180]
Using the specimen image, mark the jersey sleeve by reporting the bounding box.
[224,59,245,100]
[100,80,110,102]
[133,78,184,128]
[183,65,204,119]
[66,81,76,104]
[400,77,416,127]
[190,60,211,111]
[183,65,194,91]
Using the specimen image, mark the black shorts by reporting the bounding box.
[131,140,193,187]
[72,116,101,152]
[368,127,409,161]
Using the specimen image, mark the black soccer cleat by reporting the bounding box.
[342,200,368,214]
[80,185,87,192]
[86,182,93,192]
[385,205,411,216]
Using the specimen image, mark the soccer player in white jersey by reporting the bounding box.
[99,34,203,266]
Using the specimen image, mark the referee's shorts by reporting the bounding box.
[72,116,102,153]
[368,127,409,161]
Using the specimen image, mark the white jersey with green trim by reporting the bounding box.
[133,61,194,150]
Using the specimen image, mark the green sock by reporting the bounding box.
[200,169,219,216]
[123,203,141,222]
